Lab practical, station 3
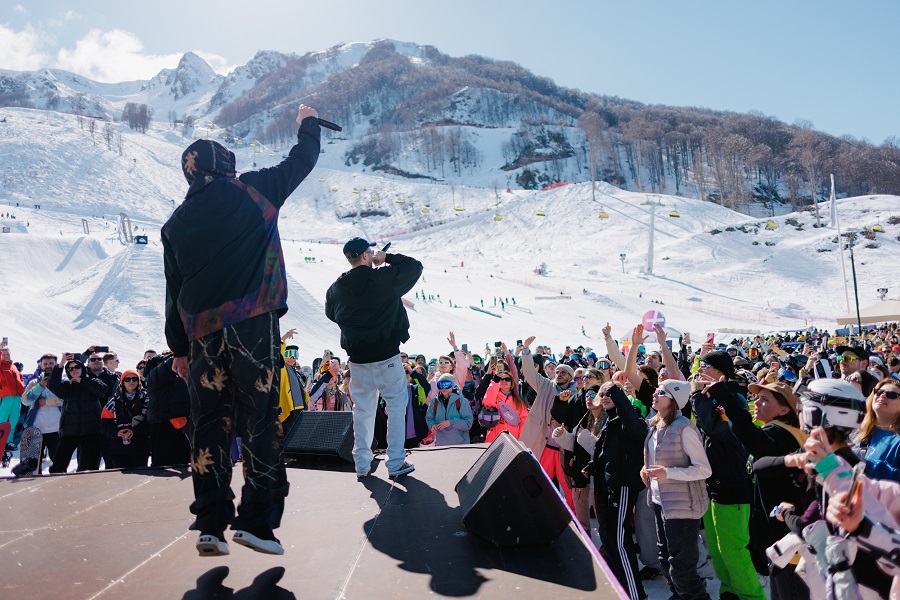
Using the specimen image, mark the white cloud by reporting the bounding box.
[193,50,238,76]
[64,10,79,21]
[55,28,181,82]
[0,24,47,70]
[12,4,26,14]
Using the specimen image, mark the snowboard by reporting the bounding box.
[13,426,42,477]
[0,422,10,467]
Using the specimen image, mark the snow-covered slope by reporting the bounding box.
[2,106,898,370]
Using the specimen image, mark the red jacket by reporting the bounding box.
[0,360,25,397]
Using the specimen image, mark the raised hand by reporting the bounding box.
[602,322,612,336]
[654,323,667,345]
[631,324,649,346]
[523,336,536,349]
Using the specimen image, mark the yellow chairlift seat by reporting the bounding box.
[536,210,546,216]
[422,208,430,214]
[268,153,274,156]
[353,190,360,194]
[766,220,778,229]
[598,212,609,219]
[318,178,325,182]
[396,199,404,204]
[371,197,379,202]
[669,211,681,218]
[873,225,885,232]
[454,206,465,212]
[494,214,504,221]
[331,187,339,192]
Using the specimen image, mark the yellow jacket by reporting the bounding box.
[278,341,307,422]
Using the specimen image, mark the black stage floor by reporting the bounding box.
[0,445,623,599]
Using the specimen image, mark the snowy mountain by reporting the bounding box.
[2,105,898,372]
[2,40,896,208]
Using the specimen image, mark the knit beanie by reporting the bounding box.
[703,350,736,378]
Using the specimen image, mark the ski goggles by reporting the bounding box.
[598,359,612,370]
[283,349,299,359]
[836,354,860,363]
[437,380,455,391]
[778,369,798,383]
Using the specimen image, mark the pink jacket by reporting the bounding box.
[482,381,529,442]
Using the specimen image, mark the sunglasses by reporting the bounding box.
[699,361,713,369]
[654,388,671,397]
[437,380,454,390]
[122,376,139,383]
[875,389,900,400]
[497,377,511,382]
[837,354,859,362]
[89,357,103,362]
[585,392,598,399]
[438,360,452,365]
[66,367,82,373]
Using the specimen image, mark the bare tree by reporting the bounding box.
[87,118,97,143]
[578,112,606,202]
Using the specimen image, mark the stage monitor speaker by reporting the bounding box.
[455,432,572,546]
[282,410,354,463]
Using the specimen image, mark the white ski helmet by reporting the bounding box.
[799,378,866,433]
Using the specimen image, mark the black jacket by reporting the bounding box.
[691,381,754,504]
[162,118,321,356]
[49,365,108,436]
[145,355,190,424]
[325,253,423,363]
[592,385,647,496]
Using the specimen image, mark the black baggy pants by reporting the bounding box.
[185,311,288,535]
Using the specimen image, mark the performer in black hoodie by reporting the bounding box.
[325,238,422,479]
[162,103,320,557]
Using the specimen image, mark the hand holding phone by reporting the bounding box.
[705,332,715,345]
[844,462,865,507]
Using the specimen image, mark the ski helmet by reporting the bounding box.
[799,378,866,433]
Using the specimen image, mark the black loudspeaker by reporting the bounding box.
[455,432,572,546]
[282,410,354,463]
[134,235,148,244]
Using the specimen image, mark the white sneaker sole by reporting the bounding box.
[196,535,230,557]
[388,465,415,478]
[232,530,284,555]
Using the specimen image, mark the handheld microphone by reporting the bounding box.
[381,242,392,253]
[317,118,342,132]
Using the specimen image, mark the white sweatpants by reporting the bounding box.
[348,354,408,474]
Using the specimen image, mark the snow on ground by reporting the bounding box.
[2,106,899,369]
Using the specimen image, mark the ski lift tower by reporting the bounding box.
[641,195,665,276]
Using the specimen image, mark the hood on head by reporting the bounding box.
[182,139,236,195]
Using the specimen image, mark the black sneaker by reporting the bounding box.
[388,461,415,478]
[639,566,661,580]
[233,529,284,555]
[196,532,230,556]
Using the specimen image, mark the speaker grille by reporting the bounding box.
[283,411,354,462]
[456,432,523,512]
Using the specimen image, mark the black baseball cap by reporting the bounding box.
[343,237,376,259]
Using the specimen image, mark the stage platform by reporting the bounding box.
[0,445,623,600]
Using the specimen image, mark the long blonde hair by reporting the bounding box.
[856,379,900,445]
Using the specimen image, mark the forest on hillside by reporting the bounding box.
[214,41,898,211]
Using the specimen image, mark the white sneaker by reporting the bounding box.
[196,534,230,557]
[388,461,415,478]
[233,530,284,555]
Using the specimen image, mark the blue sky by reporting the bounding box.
[2,0,897,143]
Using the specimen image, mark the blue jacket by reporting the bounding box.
[426,390,473,446]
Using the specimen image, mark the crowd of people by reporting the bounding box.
[2,321,900,597]
[280,322,900,600]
